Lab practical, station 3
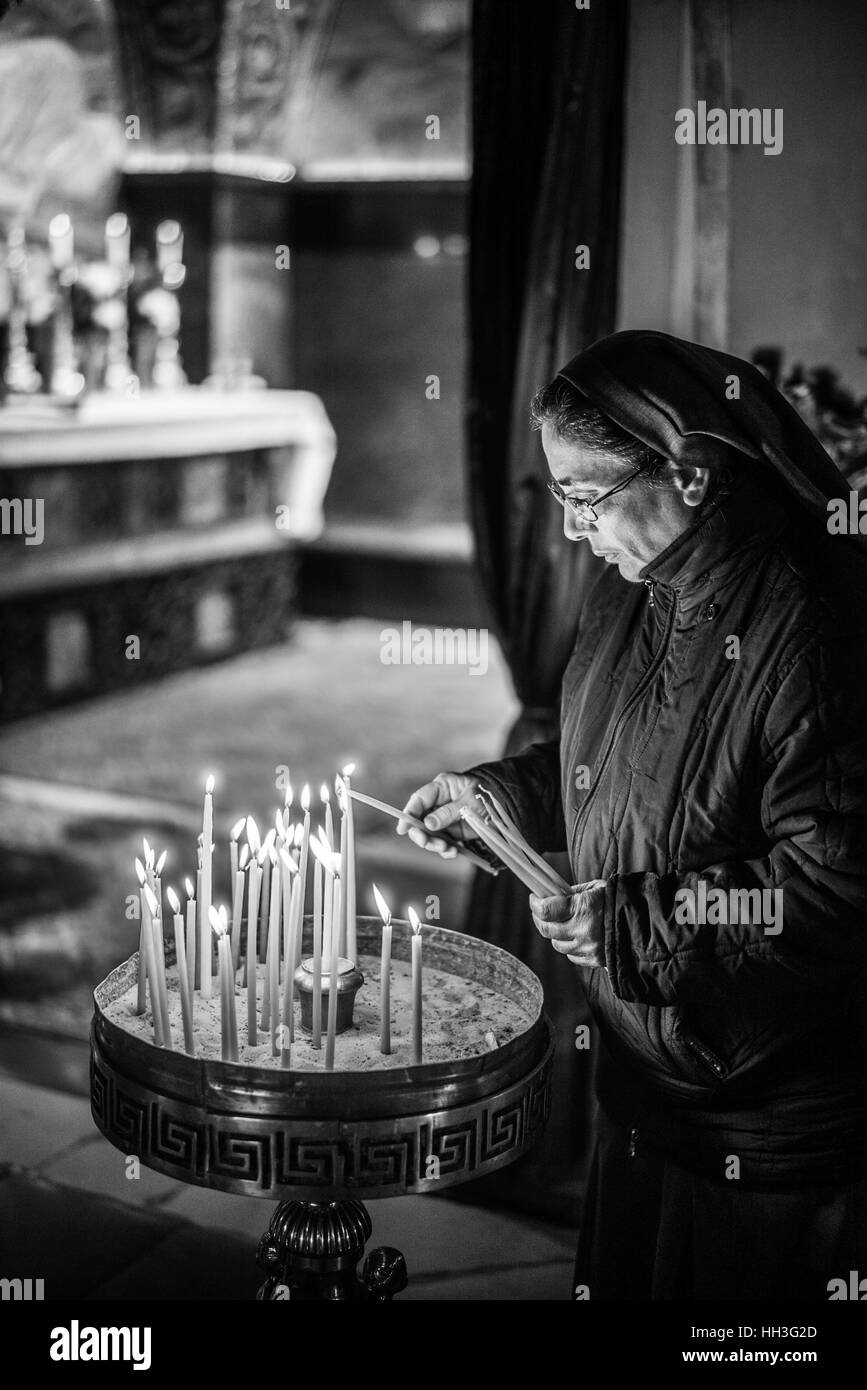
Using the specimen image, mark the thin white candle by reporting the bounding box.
[373,884,392,1054]
[138,881,163,1046]
[335,776,350,958]
[312,856,323,1048]
[264,848,281,1049]
[134,858,148,1015]
[341,764,357,965]
[168,887,195,1055]
[209,906,232,1061]
[246,850,263,1046]
[200,775,215,997]
[409,905,423,1066]
[144,884,172,1048]
[325,875,341,1071]
[229,815,245,882]
[280,860,302,1069]
[230,862,245,976]
[184,876,197,999]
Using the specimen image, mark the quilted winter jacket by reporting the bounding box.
[468,470,867,1186]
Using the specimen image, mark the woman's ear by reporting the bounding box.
[669,462,713,509]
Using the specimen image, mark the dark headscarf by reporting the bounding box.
[556,330,861,539]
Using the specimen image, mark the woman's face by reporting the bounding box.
[541,424,710,582]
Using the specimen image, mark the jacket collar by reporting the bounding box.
[638,471,793,605]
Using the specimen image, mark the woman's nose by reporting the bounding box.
[563,509,590,542]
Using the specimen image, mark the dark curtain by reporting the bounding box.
[462,0,628,1217]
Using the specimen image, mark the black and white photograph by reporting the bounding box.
[1,0,866,1348]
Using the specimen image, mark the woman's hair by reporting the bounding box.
[530,376,739,501]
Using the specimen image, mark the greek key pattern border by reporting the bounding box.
[90,1044,553,1199]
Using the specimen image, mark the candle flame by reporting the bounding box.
[155,849,168,875]
[239,844,250,870]
[166,886,180,914]
[284,782,294,808]
[341,762,356,778]
[209,905,226,937]
[372,883,391,925]
[143,837,154,868]
[143,883,159,917]
[334,774,347,808]
[301,783,311,811]
[49,212,72,240]
[310,837,340,877]
[262,827,277,852]
[274,808,285,840]
[230,816,246,842]
[205,774,215,795]
[134,857,146,886]
[246,816,261,853]
[185,876,195,899]
[292,822,302,847]
[257,842,270,867]
[408,906,422,935]
[279,847,297,874]
[320,783,330,804]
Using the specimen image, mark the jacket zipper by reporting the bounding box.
[570,584,676,860]
[645,579,655,608]
[680,1029,727,1080]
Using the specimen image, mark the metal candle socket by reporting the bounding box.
[294,957,364,1035]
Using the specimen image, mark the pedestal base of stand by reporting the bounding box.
[256,1199,407,1301]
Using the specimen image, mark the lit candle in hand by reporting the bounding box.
[408,905,423,1066]
[373,884,392,1055]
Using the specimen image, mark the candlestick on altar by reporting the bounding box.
[320,786,334,950]
[184,877,197,998]
[373,884,392,1055]
[103,213,138,393]
[48,213,84,401]
[168,887,196,1055]
[258,829,276,979]
[199,775,215,996]
[144,885,172,1049]
[335,775,353,961]
[409,906,423,1066]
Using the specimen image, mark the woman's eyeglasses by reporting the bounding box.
[546,464,646,523]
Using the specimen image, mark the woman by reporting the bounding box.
[399,330,867,1300]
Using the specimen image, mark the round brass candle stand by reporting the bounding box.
[91,918,554,1300]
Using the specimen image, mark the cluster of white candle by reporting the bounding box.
[132,769,426,1070]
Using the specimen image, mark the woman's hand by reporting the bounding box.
[397,772,481,858]
[529,880,608,968]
